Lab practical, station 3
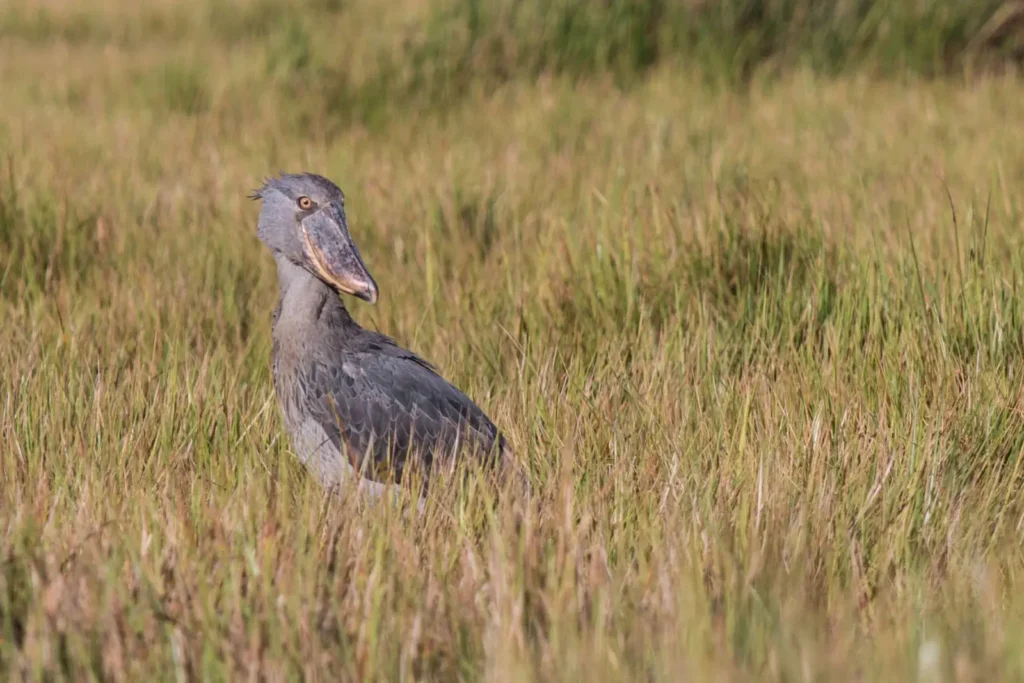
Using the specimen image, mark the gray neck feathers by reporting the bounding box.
[273,255,352,327]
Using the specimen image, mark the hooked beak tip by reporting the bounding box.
[323,269,379,305]
[302,230,379,304]
[355,283,379,305]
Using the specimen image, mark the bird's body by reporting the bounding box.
[254,173,511,496]
[270,257,507,491]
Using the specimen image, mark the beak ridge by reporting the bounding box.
[301,202,378,304]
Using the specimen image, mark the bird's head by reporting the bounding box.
[251,172,378,304]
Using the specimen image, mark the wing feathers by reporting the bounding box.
[303,347,504,484]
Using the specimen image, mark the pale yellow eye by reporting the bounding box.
[297,196,314,210]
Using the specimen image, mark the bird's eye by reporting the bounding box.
[297,196,314,210]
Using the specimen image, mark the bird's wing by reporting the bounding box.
[299,342,506,484]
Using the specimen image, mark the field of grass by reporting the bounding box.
[3,0,1024,680]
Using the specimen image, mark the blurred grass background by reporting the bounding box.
[3,0,1024,680]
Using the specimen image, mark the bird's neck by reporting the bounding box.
[274,256,355,327]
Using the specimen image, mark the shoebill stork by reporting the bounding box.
[252,172,512,499]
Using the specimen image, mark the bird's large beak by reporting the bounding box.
[301,201,379,304]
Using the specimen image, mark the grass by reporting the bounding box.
[3,0,1024,680]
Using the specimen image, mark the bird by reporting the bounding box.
[251,172,515,501]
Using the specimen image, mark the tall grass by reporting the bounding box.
[3,0,1024,680]
[2,0,1020,124]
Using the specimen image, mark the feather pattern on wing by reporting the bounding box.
[273,285,507,486]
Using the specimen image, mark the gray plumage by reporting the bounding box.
[253,173,510,494]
